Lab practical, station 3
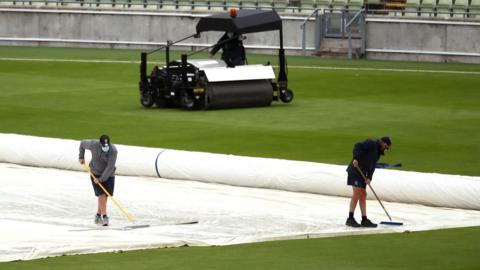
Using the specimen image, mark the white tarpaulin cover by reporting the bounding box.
[1,133,479,210]
[0,133,479,262]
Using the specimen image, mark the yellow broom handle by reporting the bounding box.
[355,166,393,221]
[82,163,135,222]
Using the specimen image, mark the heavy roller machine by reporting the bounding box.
[139,9,294,110]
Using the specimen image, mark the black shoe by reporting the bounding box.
[361,218,378,228]
[346,217,361,227]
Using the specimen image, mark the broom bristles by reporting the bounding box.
[380,221,404,226]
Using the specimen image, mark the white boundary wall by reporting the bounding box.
[2,8,480,62]
[0,8,316,54]
[1,133,479,210]
[366,17,480,63]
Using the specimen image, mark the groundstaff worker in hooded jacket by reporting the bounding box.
[209,31,246,67]
[208,9,246,67]
[79,134,117,226]
[345,136,392,228]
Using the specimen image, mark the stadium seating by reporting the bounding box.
[209,0,226,10]
[157,0,177,9]
[364,0,384,11]
[2,0,479,18]
[435,0,452,17]
[347,0,363,10]
[238,0,257,8]
[257,0,273,8]
[177,0,194,9]
[331,0,348,9]
[419,0,435,16]
[451,0,468,17]
[470,0,480,18]
[404,0,420,15]
[225,0,240,9]
[193,0,210,9]
[385,0,405,11]
[272,0,288,11]
[316,0,332,10]
[297,0,317,13]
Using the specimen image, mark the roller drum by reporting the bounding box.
[206,80,273,109]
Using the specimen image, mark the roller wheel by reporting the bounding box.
[140,91,155,108]
[280,89,294,103]
[180,94,195,110]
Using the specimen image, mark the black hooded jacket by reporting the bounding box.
[346,139,383,180]
[210,32,245,66]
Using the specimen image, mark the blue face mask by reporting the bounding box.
[101,145,110,153]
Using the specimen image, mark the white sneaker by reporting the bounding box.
[94,214,102,225]
[101,215,109,226]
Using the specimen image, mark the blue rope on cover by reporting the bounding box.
[155,150,167,178]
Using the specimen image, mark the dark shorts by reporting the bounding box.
[347,172,366,189]
[91,175,115,197]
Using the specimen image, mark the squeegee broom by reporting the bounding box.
[355,166,403,226]
[82,163,149,230]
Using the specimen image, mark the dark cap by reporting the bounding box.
[381,136,392,146]
[99,134,110,146]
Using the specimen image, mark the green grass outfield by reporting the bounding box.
[0,46,479,269]
[1,227,479,270]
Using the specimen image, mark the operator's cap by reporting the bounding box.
[381,136,392,146]
[99,134,110,146]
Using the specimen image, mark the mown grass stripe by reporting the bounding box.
[2,57,480,75]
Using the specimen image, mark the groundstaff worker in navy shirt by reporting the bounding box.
[79,134,117,226]
[345,136,392,228]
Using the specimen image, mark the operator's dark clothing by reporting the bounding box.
[346,139,383,189]
[210,32,245,67]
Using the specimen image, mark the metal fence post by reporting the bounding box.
[314,13,323,52]
[302,25,306,56]
[360,12,366,56]
[348,25,352,59]
[345,9,365,59]
[300,9,320,56]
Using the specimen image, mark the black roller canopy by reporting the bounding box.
[196,10,282,34]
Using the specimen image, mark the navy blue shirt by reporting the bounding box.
[346,139,383,179]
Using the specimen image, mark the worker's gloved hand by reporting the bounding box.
[93,177,100,185]
[79,158,85,165]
